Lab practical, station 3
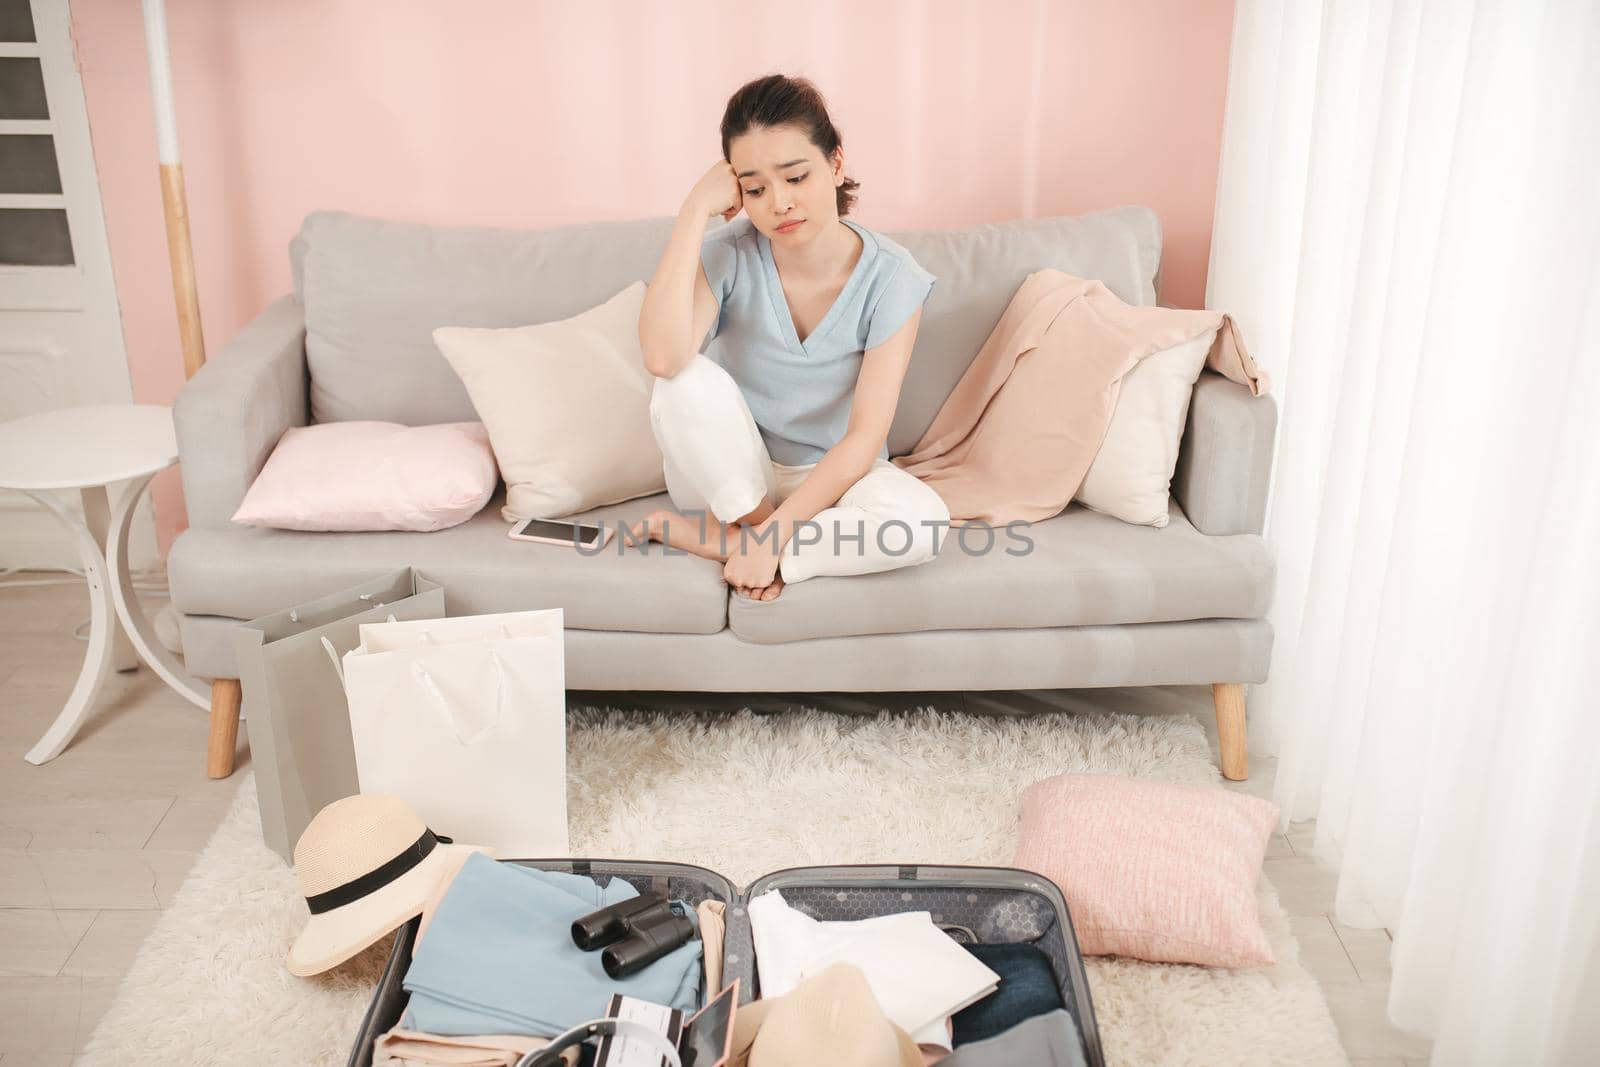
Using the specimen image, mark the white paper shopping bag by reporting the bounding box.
[328,608,568,856]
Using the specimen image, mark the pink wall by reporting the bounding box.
[70,0,1235,558]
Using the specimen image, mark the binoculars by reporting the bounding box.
[571,894,696,979]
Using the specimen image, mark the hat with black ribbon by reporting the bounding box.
[286,793,489,977]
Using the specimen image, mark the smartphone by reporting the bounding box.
[679,979,739,1067]
[507,516,614,550]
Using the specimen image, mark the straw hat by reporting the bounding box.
[286,793,488,977]
[732,963,923,1067]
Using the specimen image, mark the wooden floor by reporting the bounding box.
[0,575,1431,1064]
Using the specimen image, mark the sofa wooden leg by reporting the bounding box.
[1212,682,1248,781]
[207,679,242,779]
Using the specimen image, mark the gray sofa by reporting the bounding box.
[171,207,1277,781]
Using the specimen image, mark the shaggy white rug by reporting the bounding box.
[78,706,1346,1066]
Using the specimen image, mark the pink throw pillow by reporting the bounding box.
[232,421,498,532]
[1012,773,1278,968]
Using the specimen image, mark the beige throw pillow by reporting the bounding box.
[433,281,665,522]
[1074,329,1216,527]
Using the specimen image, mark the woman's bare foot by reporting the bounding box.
[728,497,784,600]
[732,572,784,601]
[641,508,745,562]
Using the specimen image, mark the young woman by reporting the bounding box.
[637,74,950,603]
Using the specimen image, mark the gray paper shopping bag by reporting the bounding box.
[231,568,445,862]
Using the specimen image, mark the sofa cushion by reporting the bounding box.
[229,420,498,532]
[727,496,1273,644]
[293,212,687,426]
[432,281,665,522]
[1075,329,1217,528]
[169,490,728,635]
[290,206,1162,448]
[882,206,1162,456]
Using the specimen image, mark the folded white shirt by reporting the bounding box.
[747,890,1000,1046]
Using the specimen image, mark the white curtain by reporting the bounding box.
[1207,0,1600,1062]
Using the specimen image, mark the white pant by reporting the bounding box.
[648,354,951,584]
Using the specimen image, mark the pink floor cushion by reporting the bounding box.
[232,421,498,532]
[1012,772,1279,968]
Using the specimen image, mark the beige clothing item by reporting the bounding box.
[374,1027,575,1066]
[698,899,727,994]
[732,963,923,1067]
[892,270,1269,525]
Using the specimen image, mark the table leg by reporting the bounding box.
[80,485,138,672]
[105,474,211,711]
[22,490,117,765]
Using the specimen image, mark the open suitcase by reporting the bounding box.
[349,860,1105,1067]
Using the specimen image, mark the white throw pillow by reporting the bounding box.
[1074,330,1216,527]
[432,281,665,522]
[231,421,498,532]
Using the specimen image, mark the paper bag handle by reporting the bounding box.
[410,651,506,746]
[320,635,346,689]
[415,622,515,646]
[319,614,401,685]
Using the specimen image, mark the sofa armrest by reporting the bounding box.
[1172,371,1278,536]
[174,295,308,529]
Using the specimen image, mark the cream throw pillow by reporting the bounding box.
[1074,329,1216,527]
[433,281,665,522]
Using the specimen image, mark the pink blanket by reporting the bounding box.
[892,270,1268,525]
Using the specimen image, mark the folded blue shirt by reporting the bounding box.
[402,854,702,1036]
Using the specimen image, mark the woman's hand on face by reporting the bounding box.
[688,160,743,223]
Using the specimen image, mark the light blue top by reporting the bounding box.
[700,216,938,466]
[401,853,702,1036]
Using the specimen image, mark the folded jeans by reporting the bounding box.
[950,942,1064,1046]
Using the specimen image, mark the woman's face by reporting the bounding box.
[727,124,843,244]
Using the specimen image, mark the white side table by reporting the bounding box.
[0,404,210,765]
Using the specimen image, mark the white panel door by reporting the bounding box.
[0,0,158,571]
